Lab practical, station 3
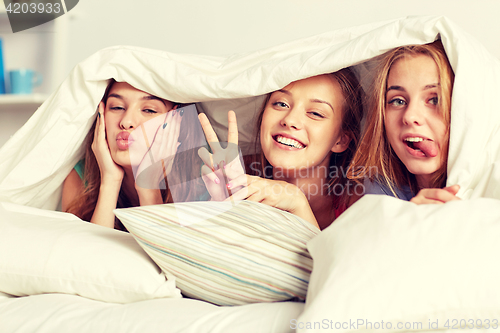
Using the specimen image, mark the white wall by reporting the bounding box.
[64,0,500,78]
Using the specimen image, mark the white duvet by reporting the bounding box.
[0,15,499,333]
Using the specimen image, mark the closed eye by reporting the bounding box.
[308,111,325,119]
[110,106,125,111]
[143,108,158,114]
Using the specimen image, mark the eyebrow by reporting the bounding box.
[142,95,165,103]
[107,93,123,100]
[277,89,335,112]
[311,98,334,112]
[108,93,166,105]
[387,83,440,92]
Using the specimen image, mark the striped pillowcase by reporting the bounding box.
[114,200,319,306]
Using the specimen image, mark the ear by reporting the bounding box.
[331,132,350,153]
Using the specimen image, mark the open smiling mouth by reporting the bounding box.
[273,135,305,149]
[404,137,438,158]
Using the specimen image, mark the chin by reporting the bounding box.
[406,165,440,179]
[112,152,131,167]
[265,159,295,172]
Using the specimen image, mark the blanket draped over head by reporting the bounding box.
[0,15,499,210]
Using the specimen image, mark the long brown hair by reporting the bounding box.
[246,67,363,208]
[348,40,454,196]
[65,80,206,230]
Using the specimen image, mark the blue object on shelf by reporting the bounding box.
[0,38,5,94]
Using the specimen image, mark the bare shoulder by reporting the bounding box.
[61,169,85,211]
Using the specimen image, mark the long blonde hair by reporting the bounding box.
[348,39,454,196]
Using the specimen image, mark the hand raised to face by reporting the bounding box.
[92,101,125,184]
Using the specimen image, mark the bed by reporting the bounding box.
[1,15,500,332]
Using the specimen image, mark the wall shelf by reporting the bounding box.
[0,93,47,108]
[0,0,67,148]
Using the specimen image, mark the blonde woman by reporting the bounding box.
[349,40,460,205]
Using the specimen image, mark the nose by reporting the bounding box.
[402,101,425,126]
[119,108,140,130]
[280,107,302,130]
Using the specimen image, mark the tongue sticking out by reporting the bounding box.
[413,140,438,157]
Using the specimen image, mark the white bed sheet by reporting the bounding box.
[0,294,303,333]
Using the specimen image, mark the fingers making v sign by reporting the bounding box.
[197,111,246,201]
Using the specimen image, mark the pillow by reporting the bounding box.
[114,200,319,306]
[297,195,500,332]
[0,202,181,303]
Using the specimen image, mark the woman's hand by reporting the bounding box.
[227,174,302,210]
[90,102,124,228]
[131,107,183,190]
[92,102,124,184]
[197,111,245,201]
[226,174,320,228]
[410,184,461,204]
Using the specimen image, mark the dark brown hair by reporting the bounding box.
[65,79,206,230]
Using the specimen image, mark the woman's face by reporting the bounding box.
[384,54,447,188]
[104,82,174,167]
[260,74,349,175]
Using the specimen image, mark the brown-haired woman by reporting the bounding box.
[198,68,363,230]
[62,80,205,230]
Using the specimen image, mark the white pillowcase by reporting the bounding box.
[297,195,500,332]
[114,200,319,306]
[0,202,181,303]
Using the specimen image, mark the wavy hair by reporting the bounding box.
[246,67,364,208]
[65,79,206,230]
[348,39,454,196]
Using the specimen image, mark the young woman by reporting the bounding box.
[198,68,363,230]
[348,40,460,205]
[62,80,205,230]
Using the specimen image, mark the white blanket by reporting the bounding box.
[0,294,303,333]
[1,15,499,209]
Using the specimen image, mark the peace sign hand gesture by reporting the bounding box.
[197,111,246,201]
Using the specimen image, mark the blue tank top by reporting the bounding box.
[74,160,85,180]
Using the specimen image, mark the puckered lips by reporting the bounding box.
[402,134,438,158]
[116,131,134,150]
[272,133,306,151]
